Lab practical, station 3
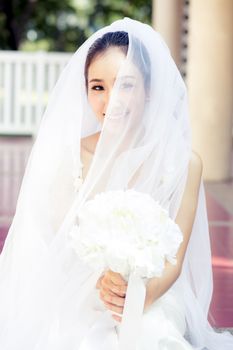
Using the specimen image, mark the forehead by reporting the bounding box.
[88,47,142,81]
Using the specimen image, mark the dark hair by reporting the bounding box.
[84,31,129,87]
[84,31,151,91]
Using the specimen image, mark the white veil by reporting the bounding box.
[0,17,232,350]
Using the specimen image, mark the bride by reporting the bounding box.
[0,17,232,350]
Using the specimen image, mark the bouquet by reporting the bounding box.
[69,190,183,350]
[70,189,183,280]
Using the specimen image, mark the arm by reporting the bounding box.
[97,151,203,321]
[144,151,203,310]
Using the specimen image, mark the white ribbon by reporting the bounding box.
[118,274,146,350]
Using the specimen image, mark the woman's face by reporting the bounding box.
[87,47,146,124]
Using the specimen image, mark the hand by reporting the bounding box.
[96,270,128,323]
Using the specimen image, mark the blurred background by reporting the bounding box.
[0,0,232,332]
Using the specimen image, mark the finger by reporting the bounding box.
[99,290,125,307]
[107,270,127,286]
[101,276,126,296]
[103,301,124,315]
[106,270,126,285]
[102,275,127,296]
[112,314,122,323]
[111,284,128,295]
[100,284,119,298]
[96,275,104,289]
[99,287,119,309]
[99,289,111,303]
[100,290,125,307]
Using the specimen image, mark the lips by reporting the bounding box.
[106,105,130,119]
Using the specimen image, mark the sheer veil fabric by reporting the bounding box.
[0,17,232,349]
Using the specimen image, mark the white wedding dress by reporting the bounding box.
[93,288,193,350]
[76,285,194,350]
[72,162,193,350]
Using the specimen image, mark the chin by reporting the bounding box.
[95,116,104,124]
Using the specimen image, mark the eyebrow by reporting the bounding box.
[89,76,136,84]
[118,75,136,80]
[89,79,103,83]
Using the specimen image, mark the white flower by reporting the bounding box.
[69,190,183,280]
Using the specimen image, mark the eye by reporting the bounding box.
[120,82,134,90]
[91,85,104,91]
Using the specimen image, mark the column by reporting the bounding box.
[152,0,183,67]
[187,0,233,181]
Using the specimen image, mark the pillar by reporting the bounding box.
[187,0,233,181]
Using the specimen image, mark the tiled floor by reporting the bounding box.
[0,136,233,328]
[206,192,233,327]
[205,174,233,328]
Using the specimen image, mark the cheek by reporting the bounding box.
[88,93,102,114]
[129,87,145,110]
[136,87,146,107]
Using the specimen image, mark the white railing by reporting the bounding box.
[0,136,33,252]
[0,50,72,135]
